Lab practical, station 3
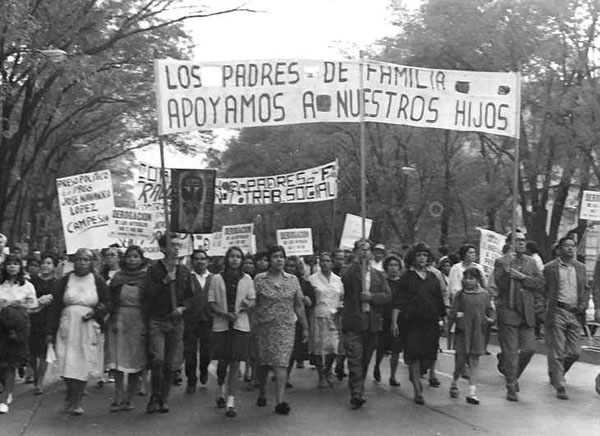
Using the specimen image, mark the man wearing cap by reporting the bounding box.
[544,235,588,400]
[371,244,386,272]
[494,231,544,401]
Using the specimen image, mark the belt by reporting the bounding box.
[556,301,578,314]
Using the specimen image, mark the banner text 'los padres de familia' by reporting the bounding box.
[155,59,519,138]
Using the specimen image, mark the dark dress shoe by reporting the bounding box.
[216,397,226,408]
[256,396,267,407]
[146,397,159,414]
[389,378,400,387]
[200,372,208,385]
[373,368,381,382]
[414,394,425,405]
[225,406,237,417]
[158,400,169,413]
[274,402,291,415]
[466,396,480,405]
[429,378,441,388]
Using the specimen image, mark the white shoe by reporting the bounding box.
[0,403,9,413]
[7,393,12,405]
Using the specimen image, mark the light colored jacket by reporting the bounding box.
[208,273,255,332]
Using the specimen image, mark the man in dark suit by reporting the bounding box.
[494,231,544,402]
[544,235,588,400]
[342,239,391,408]
[183,249,213,393]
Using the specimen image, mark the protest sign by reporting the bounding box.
[580,190,600,221]
[216,160,337,205]
[57,170,114,253]
[222,223,254,253]
[171,169,216,233]
[155,59,519,138]
[137,161,337,206]
[478,227,506,278]
[135,162,170,211]
[192,231,225,257]
[339,213,373,250]
[109,207,155,240]
[276,228,314,256]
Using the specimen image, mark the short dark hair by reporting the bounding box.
[462,266,484,287]
[267,245,286,263]
[40,251,59,266]
[192,248,209,259]
[254,251,268,263]
[157,232,177,249]
[458,244,477,260]
[353,238,373,252]
[557,235,577,247]
[404,242,432,267]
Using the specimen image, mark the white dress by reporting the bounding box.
[55,274,104,381]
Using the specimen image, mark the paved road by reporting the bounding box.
[2,343,600,436]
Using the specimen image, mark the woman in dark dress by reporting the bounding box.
[392,242,446,405]
[29,252,58,395]
[373,254,404,387]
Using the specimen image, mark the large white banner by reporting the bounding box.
[216,160,337,205]
[155,59,519,138]
[478,227,506,278]
[276,228,314,256]
[136,161,338,207]
[57,170,114,254]
[339,213,373,251]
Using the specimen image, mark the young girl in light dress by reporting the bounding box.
[447,267,494,405]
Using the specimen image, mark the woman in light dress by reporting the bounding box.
[308,252,343,388]
[106,246,148,412]
[48,248,109,415]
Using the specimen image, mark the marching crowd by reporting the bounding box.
[0,229,599,419]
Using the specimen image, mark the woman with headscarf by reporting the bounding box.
[253,245,308,415]
[47,248,109,415]
[106,246,148,412]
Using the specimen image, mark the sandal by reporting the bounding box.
[449,385,459,399]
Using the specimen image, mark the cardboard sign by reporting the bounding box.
[276,228,314,256]
[192,231,225,257]
[478,227,506,278]
[135,162,170,211]
[57,170,114,253]
[339,213,373,250]
[580,190,600,221]
[215,160,337,205]
[155,59,519,138]
[222,223,254,254]
[171,169,216,233]
[109,207,155,240]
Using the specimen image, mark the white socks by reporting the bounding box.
[227,395,235,408]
